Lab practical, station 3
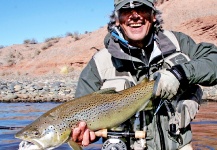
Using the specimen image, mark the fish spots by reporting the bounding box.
[54,123,69,136]
[44,125,57,135]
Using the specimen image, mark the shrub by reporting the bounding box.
[65,32,80,40]
[4,59,15,66]
[53,38,60,43]
[23,39,31,44]
[23,38,38,44]
[31,50,40,59]
[73,32,80,41]
[3,51,24,66]
[29,38,38,44]
[60,66,74,74]
[65,32,73,37]
[34,50,41,56]
[45,37,60,43]
[0,45,4,49]
[41,42,53,50]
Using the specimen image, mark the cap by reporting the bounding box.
[114,0,156,11]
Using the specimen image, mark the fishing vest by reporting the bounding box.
[93,30,188,91]
[93,30,200,150]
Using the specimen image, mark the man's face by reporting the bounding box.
[116,5,156,43]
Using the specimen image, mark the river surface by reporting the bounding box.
[0,101,216,150]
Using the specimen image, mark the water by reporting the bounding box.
[0,103,102,150]
[191,101,217,150]
[0,102,216,150]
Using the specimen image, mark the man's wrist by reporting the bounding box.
[167,65,189,87]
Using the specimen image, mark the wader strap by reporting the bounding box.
[163,30,181,52]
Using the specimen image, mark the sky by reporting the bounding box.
[0,0,114,46]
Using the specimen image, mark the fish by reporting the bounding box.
[15,79,154,150]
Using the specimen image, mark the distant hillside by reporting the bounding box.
[158,0,217,45]
[0,0,216,79]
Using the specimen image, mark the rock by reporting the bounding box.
[34,85,43,90]
[14,84,22,92]
[17,94,29,99]
[3,94,18,101]
[64,89,71,94]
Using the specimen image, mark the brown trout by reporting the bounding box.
[15,79,154,150]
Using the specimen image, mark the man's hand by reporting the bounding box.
[153,69,180,99]
[72,122,96,146]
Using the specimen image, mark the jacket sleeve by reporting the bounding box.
[173,31,217,86]
[74,58,102,98]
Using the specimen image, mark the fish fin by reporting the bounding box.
[142,78,149,82]
[94,88,118,94]
[138,100,150,111]
[138,100,153,111]
[137,78,149,84]
[144,100,154,111]
[68,140,83,150]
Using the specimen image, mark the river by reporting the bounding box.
[0,101,216,150]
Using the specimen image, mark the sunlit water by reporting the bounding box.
[0,102,216,150]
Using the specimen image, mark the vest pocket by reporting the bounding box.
[100,78,133,92]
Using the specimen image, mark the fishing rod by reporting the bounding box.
[95,129,146,150]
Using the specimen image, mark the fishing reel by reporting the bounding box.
[102,138,127,150]
[95,129,146,150]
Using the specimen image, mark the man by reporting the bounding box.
[72,0,217,149]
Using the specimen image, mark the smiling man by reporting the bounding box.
[72,0,217,149]
[117,3,155,47]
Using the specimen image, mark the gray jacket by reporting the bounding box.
[75,30,217,98]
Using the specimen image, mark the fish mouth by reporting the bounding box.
[18,140,42,150]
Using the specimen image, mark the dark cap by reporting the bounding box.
[114,0,156,11]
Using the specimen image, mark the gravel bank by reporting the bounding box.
[0,73,216,102]
[0,74,78,103]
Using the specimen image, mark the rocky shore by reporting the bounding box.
[0,74,79,103]
[202,86,217,101]
[0,73,216,103]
